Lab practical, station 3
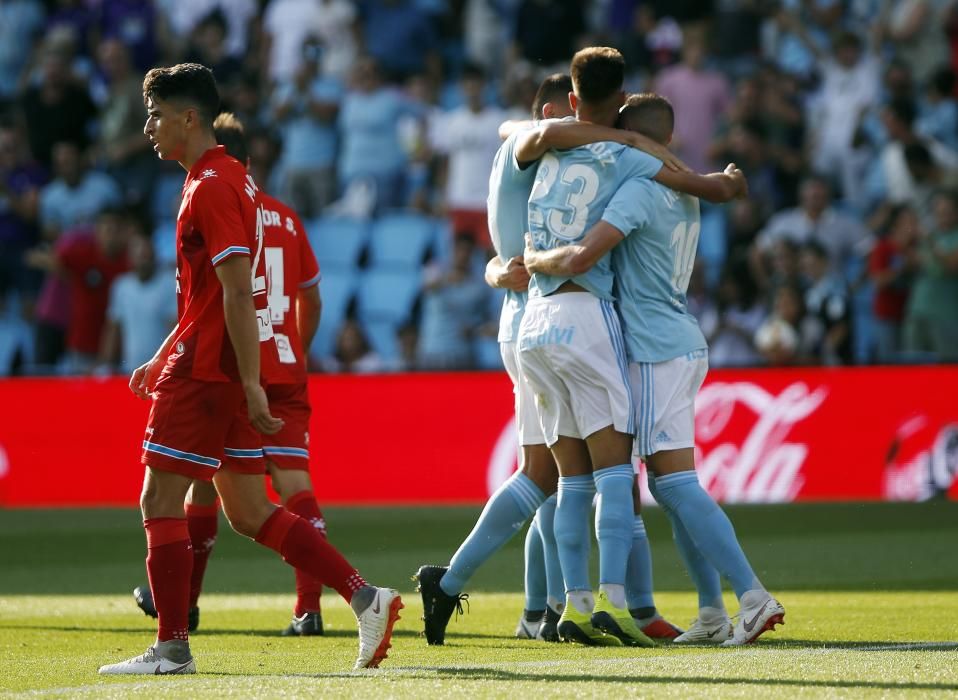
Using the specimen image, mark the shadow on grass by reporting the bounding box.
[2,624,495,641]
[293,666,958,692]
[198,665,958,692]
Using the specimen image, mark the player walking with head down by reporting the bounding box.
[524,93,785,646]
[99,63,401,675]
[133,112,331,638]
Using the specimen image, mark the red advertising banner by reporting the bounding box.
[0,367,956,507]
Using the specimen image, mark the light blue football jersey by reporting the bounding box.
[607,178,708,363]
[487,128,540,343]
[527,143,662,300]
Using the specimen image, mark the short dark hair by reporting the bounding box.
[143,63,220,127]
[213,111,247,164]
[617,93,674,144]
[570,47,625,104]
[531,73,573,119]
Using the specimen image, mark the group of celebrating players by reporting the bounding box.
[98,44,783,677]
[416,46,785,650]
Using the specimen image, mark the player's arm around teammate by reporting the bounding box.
[514,118,688,173]
[522,161,747,279]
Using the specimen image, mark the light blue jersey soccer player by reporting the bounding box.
[413,74,684,647]
[524,93,786,647]
[516,47,669,648]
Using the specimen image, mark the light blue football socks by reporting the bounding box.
[625,514,656,611]
[534,494,565,611]
[554,474,595,594]
[441,471,545,596]
[594,464,636,608]
[523,516,547,612]
[652,471,762,599]
[648,473,724,609]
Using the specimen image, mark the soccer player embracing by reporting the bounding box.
[524,93,786,646]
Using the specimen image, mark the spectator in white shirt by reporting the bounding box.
[264,0,358,83]
[99,233,176,373]
[880,97,958,208]
[803,31,881,208]
[750,174,873,290]
[429,64,506,250]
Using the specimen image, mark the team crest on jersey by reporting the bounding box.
[200,169,217,179]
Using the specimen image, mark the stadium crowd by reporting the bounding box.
[1,0,958,375]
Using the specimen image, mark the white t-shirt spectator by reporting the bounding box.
[881,138,958,206]
[810,56,881,172]
[430,105,506,210]
[107,270,177,371]
[265,0,357,82]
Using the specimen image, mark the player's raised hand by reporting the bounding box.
[245,383,284,435]
[725,163,749,199]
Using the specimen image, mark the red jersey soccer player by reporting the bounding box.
[99,63,401,676]
[146,113,329,637]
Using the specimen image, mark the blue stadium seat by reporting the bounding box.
[363,320,401,363]
[306,216,370,270]
[310,269,358,360]
[367,214,436,268]
[356,268,422,325]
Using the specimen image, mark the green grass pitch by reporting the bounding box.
[1,502,957,697]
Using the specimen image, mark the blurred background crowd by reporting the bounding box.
[1,0,958,376]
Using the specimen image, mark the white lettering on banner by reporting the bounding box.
[0,444,8,480]
[695,382,828,503]
[883,420,958,501]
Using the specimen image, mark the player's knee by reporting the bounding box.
[223,512,258,538]
[222,505,272,538]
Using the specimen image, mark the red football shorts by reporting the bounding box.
[263,382,311,470]
[141,374,266,480]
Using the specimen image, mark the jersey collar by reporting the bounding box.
[188,145,227,181]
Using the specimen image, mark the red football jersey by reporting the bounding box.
[259,193,321,384]
[163,146,275,382]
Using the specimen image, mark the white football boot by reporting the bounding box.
[354,587,404,669]
[722,591,786,646]
[515,613,543,639]
[98,644,195,675]
[673,607,733,644]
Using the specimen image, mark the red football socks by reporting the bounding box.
[285,490,326,616]
[144,518,192,642]
[185,502,219,609]
[255,507,366,603]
